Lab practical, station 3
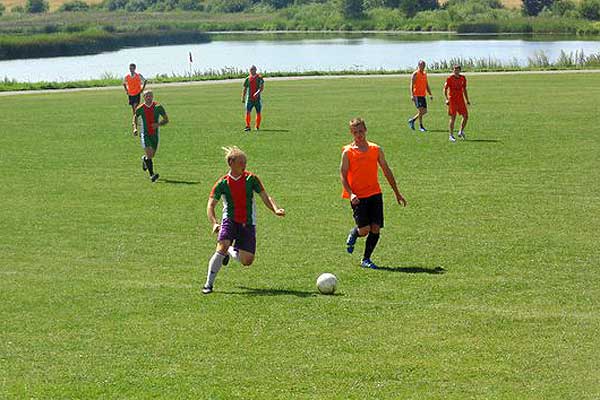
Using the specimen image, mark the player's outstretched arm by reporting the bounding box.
[207,197,221,234]
[378,148,407,207]
[259,190,285,216]
[340,150,359,205]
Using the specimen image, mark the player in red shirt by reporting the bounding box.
[444,65,471,142]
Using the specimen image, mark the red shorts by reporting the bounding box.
[448,101,468,117]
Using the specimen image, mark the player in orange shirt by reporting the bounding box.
[444,64,471,142]
[408,60,433,132]
[340,118,407,269]
[123,63,147,117]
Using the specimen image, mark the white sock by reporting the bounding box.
[205,252,225,288]
[227,247,240,263]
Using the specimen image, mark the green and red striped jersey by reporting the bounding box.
[243,74,264,102]
[210,171,265,225]
[135,102,166,136]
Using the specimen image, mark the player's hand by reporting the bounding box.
[132,129,138,136]
[275,208,285,217]
[212,223,221,234]
[396,192,407,207]
[467,101,471,105]
[151,122,159,130]
[445,99,449,105]
[429,96,434,100]
[411,95,416,102]
[350,193,360,206]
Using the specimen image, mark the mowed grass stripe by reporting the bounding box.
[1,73,599,399]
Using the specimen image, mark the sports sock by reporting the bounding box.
[205,251,226,288]
[227,247,240,263]
[349,226,359,240]
[146,157,154,176]
[363,232,380,260]
[245,113,251,127]
[256,113,261,129]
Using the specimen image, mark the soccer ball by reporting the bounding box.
[316,273,338,295]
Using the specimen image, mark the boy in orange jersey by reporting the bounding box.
[444,64,471,142]
[241,65,264,132]
[408,60,433,132]
[341,118,407,269]
[202,146,285,294]
[123,63,147,127]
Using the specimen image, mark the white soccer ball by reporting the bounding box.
[316,273,338,295]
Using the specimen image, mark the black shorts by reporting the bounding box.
[414,96,427,109]
[128,94,141,106]
[351,193,384,228]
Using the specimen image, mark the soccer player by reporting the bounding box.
[133,90,169,183]
[123,63,147,121]
[202,146,285,294]
[341,118,407,269]
[241,65,264,132]
[408,60,433,132]
[444,64,471,142]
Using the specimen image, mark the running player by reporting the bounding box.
[123,63,147,122]
[408,60,433,132]
[241,65,264,132]
[133,90,169,183]
[202,146,285,294]
[444,64,471,142]
[341,118,407,269]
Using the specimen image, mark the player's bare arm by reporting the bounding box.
[443,82,449,105]
[207,197,220,233]
[378,148,407,207]
[427,82,433,99]
[464,87,471,105]
[410,72,417,99]
[340,150,359,206]
[152,112,169,130]
[259,190,285,216]
[241,87,247,103]
[132,113,138,136]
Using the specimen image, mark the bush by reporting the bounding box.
[579,0,600,19]
[341,0,364,18]
[549,0,577,15]
[0,3,5,16]
[104,0,127,11]
[522,0,553,16]
[59,0,90,11]
[26,0,49,13]
[207,0,252,12]
[11,5,25,13]
[179,0,204,11]
[125,0,147,11]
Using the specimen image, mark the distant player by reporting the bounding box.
[341,118,407,269]
[408,60,433,132]
[202,146,285,294]
[133,90,169,183]
[241,65,264,132]
[444,64,471,142]
[123,63,147,124]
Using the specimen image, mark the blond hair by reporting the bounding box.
[349,117,367,131]
[222,146,247,166]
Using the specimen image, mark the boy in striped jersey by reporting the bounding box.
[133,90,169,182]
[203,146,285,294]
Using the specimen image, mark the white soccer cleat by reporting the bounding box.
[458,131,466,140]
[449,134,456,142]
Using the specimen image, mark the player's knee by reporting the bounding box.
[421,108,427,115]
[370,225,381,234]
[358,226,370,236]
[241,257,254,266]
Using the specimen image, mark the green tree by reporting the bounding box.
[59,0,90,11]
[522,0,553,15]
[579,0,600,19]
[26,0,49,13]
[341,0,364,18]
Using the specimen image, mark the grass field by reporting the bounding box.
[1,73,599,398]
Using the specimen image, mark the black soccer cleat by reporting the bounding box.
[222,254,230,266]
[151,173,160,182]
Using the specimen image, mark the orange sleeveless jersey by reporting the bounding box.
[412,70,428,96]
[125,73,142,96]
[341,142,382,199]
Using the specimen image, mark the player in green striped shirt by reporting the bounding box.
[133,90,169,182]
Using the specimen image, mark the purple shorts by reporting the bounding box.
[217,218,256,254]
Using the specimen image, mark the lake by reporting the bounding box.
[2,33,599,82]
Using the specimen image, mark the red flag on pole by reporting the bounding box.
[189,52,193,63]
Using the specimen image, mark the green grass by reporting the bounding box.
[1,73,599,398]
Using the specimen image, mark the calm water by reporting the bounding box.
[2,34,599,82]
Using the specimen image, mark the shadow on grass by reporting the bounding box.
[218,286,320,298]
[465,139,501,143]
[375,265,446,274]
[256,129,290,133]
[159,178,201,185]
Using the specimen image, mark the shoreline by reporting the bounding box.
[2,69,600,97]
